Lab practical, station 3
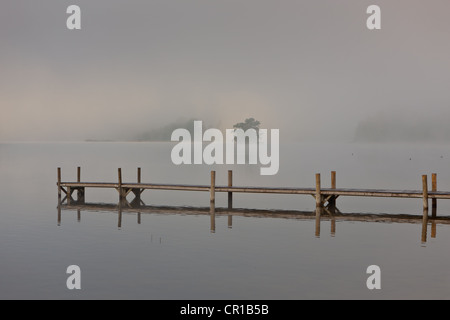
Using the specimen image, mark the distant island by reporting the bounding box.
[86,118,263,142]
[354,112,450,143]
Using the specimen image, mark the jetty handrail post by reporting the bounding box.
[422,175,429,212]
[315,173,322,208]
[77,167,81,183]
[228,170,233,210]
[432,173,437,218]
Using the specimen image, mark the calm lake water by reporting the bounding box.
[1,142,450,300]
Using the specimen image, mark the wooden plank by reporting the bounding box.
[58,182,450,199]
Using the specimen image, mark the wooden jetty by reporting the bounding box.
[57,167,449,218]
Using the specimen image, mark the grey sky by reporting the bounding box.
[1,0,450,141]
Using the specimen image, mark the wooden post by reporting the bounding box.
[331,171,336,189]
[138,167,141,184]
[228,170,233,210]
[432,173,437,218]
[210,171,216,232]
[329,171,336,211]
[315,173,322,208]
[118,168,124,202]
[422,175,428,211]
[210,171,216,206]
[77,167,82,202]
[136,167,142,205]
[57,168,62,199]
[67,186,71,205]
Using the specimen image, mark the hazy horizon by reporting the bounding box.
[1,1,450,142]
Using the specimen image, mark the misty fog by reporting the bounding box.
[1,1,450,143]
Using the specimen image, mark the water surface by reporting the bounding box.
[1,142,450,299]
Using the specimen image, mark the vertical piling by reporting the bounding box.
[77,167,83,202]
[57,168,62,199]
[422,175,429,211]
[316,173,322,208]
[138,167,141,184]
[118,168,124,203]
[210,171,216,233]
[228,170,233,210]
[210,171,216,207]
[329,171,336,211]
[136,167,142,205]
[432,173,437,218]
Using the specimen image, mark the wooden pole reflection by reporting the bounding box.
[118,203,123,230]
[432,173,437,218]
[315,206,322,238]
[57,200,61,226]
[431,221,436,239]
[421,208,428,244]
[228,215,233,229]
[210,206,216,233]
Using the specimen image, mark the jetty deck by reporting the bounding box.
[57,168,447,217]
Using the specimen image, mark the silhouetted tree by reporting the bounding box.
[233,118,261,131]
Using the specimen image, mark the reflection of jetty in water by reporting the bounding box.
[58,201,449,244]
